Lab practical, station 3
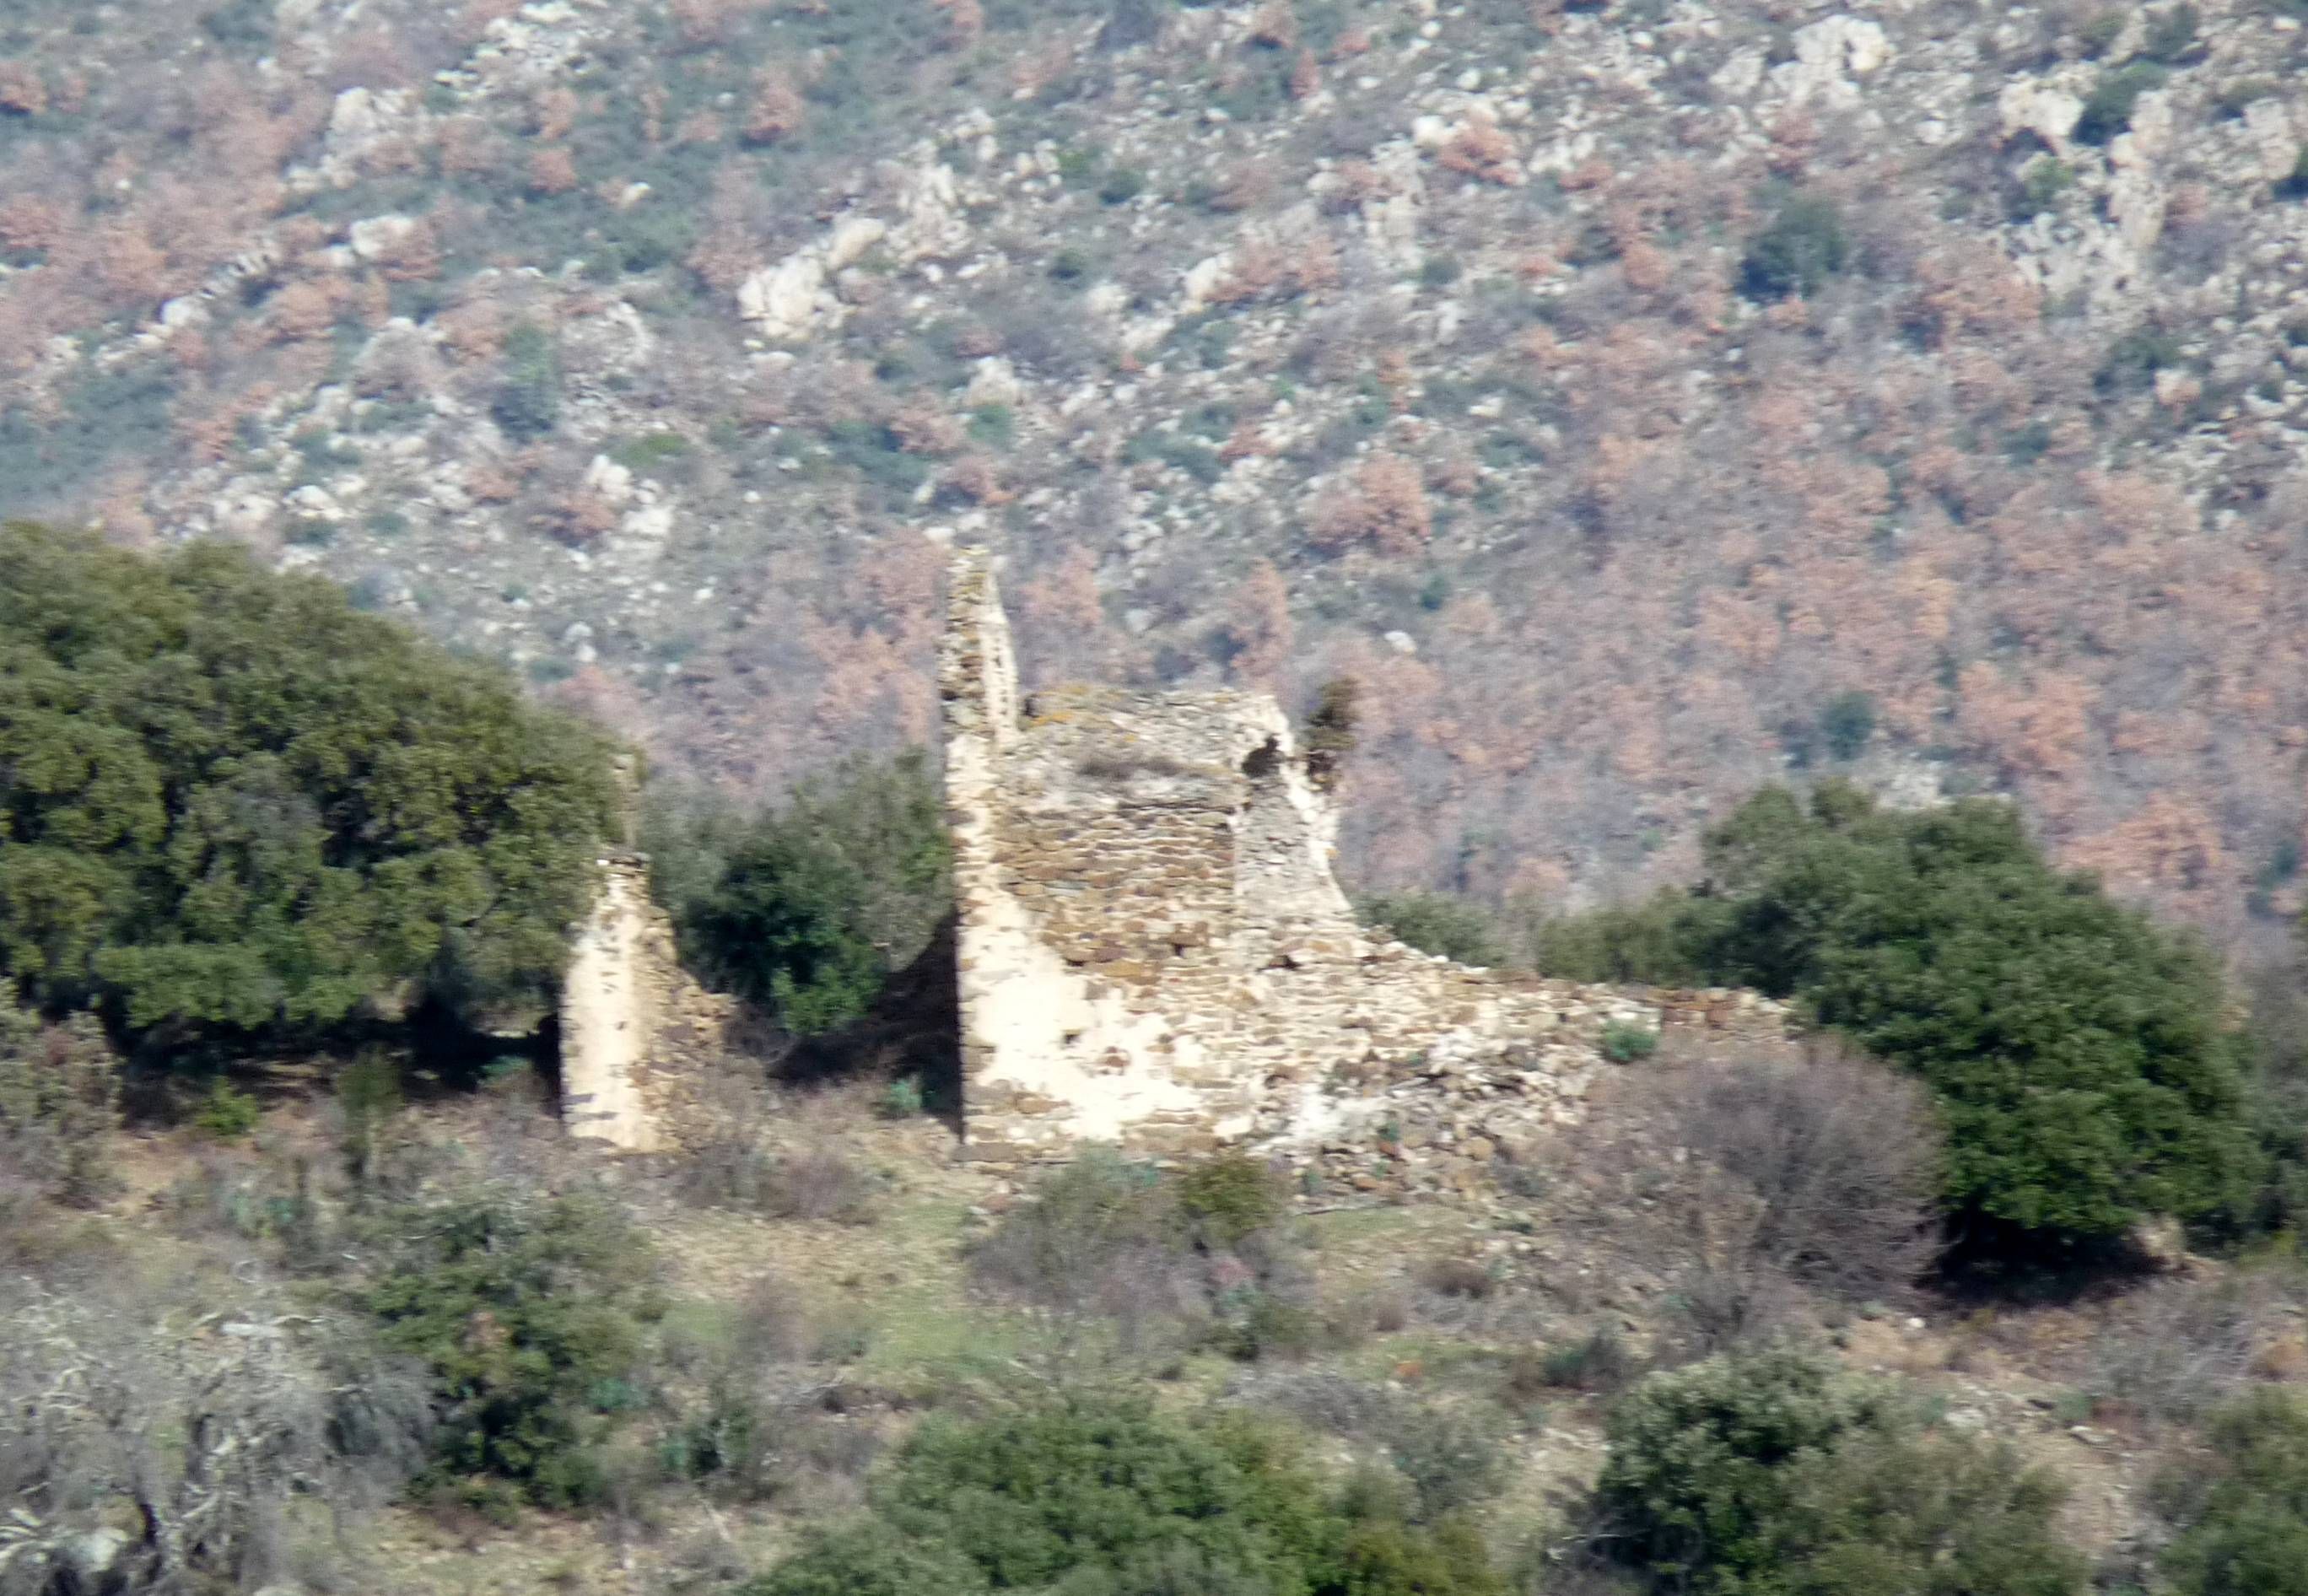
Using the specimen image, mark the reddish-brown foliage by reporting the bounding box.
[1307,454,1432,556]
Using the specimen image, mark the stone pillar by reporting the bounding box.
[558,855,660,1151]
[558,753,660,1151]
[940,548,1022,1109]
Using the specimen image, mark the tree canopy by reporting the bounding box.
[1536,783,2258,1249]
[0,523,617,1037]
[647,752,951,1036]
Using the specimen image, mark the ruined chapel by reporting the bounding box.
[556,548,1787,1163]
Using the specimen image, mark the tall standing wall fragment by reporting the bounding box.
[938,547,1789,1163]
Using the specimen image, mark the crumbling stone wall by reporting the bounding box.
[941,548,1792,1166]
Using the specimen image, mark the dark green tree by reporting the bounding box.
[491,322,563,439]
[368,1192,661,1506]
[2159,1390,2308,1596]
[0,524,617,1036]
[1357,892,1509,967]
[651,752,951,1035]
[1739,195,1850,302]
[1599,1348,2084,1596]
[1531,784,2258,1249]
[2075,63,2169,146]
[747,1526,990,1596]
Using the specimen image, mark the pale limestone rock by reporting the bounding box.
[326,88,386,152]
[825,213,889,271]
[2245,98,2298,181]
[2117,91,2176,164]
[1182,253,1232,312]
[348,213,419,262]
[585,454,635,504]
[965,355,1025,408]
[1770,16,1893,108]
[285,484,341,520]
[2107,162,2167,256]
[1998,80,2084,150]
[1711,47,1765,97]
[888,159,968,258]
[738,252,831,338]
[621,501,675,544]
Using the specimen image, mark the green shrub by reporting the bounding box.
[1099,165,1148,204]
[2075,10,2126,56]
[651,752,950,1034]
[1379,1405,1507,1521]
[1531,892,1719,986]
[611,430,693,472]
[1529,1327,1638,1394]
[0,1003,121,1205]
[969,404,1017,446]
[192,1078,262,1139]
[492,322,563,439]
[876,1400,1334,1590]
[1599,1346,1888,1583]
[1177,1151,1287,1247]
[1601,1021,1659,1064]
[877,1076,925,1119]
[336,1049,403,1185]
[2158,1389,2308,1596]
[1598,1347,2083,1596]
[1739,195,1850,302]
[2140,3,2200,63]
[1215,1293,1324,1362]
[829,1397,1501,1594]
[2075,63,2168,146]
[2214,78,2279,120]
[0,525,616,1036]
[2098,325,2187,393]
[1359,892,1510,967]
[199,0,275,50]
[747,1525,989,1596]
[367,1192,661,1504]
[1302,678,1361,790]
[970,1146,1179,1312]
[1818,692,1876,761]
[1535,784,2258,1251]
[1773,1427,2085,1596]
[2013,157,2075,219]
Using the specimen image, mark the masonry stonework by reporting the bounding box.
[941,548,1791,1168]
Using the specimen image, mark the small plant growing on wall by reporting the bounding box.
[1301,677,1361,790]
[1602,1021,1660,1063]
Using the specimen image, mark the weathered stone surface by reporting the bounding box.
[940,549,1794,1170]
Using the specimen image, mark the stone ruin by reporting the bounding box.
[556,548,1792,1180]
[941,548,1790,1177]
[557,763,733,1154]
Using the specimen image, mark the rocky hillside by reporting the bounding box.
[5,0,2308,951]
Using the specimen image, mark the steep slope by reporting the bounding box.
[4,0,2307,948]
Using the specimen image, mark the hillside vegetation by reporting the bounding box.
[7,3,2308,1594]
[0,522,617,1040]
[1,0,2305,950]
